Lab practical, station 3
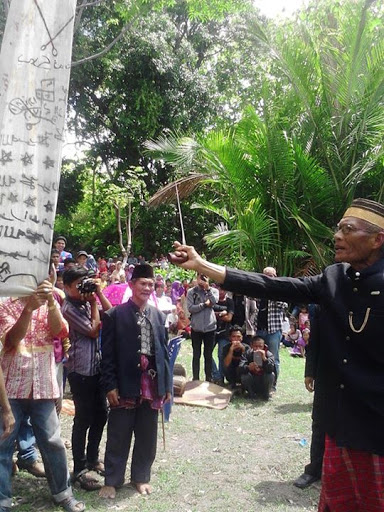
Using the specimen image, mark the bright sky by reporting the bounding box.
[254,0,308,18]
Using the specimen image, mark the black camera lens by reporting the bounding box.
[76,278,97,294]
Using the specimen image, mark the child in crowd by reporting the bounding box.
[55,271,64,291]
[99,271,109,290]
[298,305,309,331]
[282,319,301,348]
[290,328,310,358]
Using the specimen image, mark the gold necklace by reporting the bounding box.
[348,308,371,333]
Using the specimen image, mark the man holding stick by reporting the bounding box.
[171,198,384,512]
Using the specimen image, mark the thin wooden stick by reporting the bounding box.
[161,408,166,451]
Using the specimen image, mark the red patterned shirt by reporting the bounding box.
[0,298,68,399]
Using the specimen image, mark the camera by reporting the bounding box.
[76,277,97,294]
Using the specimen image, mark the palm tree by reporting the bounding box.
[146,0,384,275]
[249,0,384,213]
[146,108,334,275]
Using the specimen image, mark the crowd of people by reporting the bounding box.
[0,235,312,511]
[53,236,310,398]
[0,196,384,512]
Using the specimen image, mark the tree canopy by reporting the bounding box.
[1,0,383,272]
[146,0,384,274]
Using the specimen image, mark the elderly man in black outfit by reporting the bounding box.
[171,198,384,512]
[99,264,172,500]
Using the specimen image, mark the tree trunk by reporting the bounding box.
[123,201,132,264]
[114,202,126,259]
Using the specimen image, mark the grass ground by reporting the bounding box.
[11,342,320,512]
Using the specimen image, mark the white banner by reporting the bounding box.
[0,0,76,296]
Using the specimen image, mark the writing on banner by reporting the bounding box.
[0,0,76,296]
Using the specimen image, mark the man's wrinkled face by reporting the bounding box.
[130,278,154,304]
[334,216,382,269]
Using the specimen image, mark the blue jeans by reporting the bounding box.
[212,337,229,381]
[0,399,72,509]
[16,415,37,466]
[256,329,281,381]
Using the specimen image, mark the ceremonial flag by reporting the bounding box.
[0,0,76,296]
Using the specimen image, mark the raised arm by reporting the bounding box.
[4,280,65,351]
[172,242,226,283]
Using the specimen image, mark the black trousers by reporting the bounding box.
[241,372,274,400]
[67,372,108,475]
[304,390,325,478]
[223,364,241,387]
[191,329,216,381]
[104,402,158,487]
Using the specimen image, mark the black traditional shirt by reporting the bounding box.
[224,258,384,455]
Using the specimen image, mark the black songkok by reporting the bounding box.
[131,264,154,280]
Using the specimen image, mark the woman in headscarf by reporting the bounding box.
[170,280,184,305]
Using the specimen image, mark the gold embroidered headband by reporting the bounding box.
[343,198,384,230]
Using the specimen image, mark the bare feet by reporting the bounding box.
[99,485,116,499]
[134,482,152,494]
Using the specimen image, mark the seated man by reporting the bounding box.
[222,325,246,389]
[239,336,275,400]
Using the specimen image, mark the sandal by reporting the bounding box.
[74,470,102,491]
[58,496,85,512]
[87,460,105,476]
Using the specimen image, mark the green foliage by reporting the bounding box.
[147,105,335,275]
[55,0,260,257]
[152,264,196,282]
[4,0,380,269]
[69,1,254,178]
[56,159,86,215]
[147,0,384,275]
[251,0,384,215]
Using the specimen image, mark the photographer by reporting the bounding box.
[187,273,219,381]
[239,336,275,401]
[212,285,234,385]
[62,267,112,491]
